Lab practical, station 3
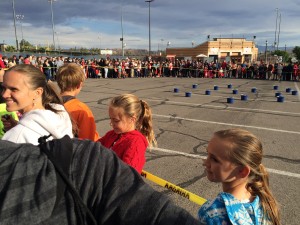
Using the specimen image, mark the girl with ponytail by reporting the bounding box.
[198,128,280,225]
[98,93,156,173]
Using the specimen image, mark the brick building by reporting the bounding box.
[166,38,258,63]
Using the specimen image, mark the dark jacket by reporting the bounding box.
[0,138,200,225]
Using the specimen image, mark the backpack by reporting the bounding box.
[38,135,97,225]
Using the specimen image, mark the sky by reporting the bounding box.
[0,0,299,51]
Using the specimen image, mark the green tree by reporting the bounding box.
[292,46,300,61]
[5,45,16,52]
[273,50,290,63]
[20,39,34,51]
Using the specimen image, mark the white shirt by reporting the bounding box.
[3,104,73,145]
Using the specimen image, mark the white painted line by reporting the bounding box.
[150,147,300,179]
[148,99,300,116]
[153,114,300,135]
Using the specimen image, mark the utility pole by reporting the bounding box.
[12,0,19,51]
[48,0,57,51]
[145,0,154,57]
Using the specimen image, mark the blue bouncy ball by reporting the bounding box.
[174,88,179,93]
[275,92,281,97]
[292,90,298,95]
[251,87,257,93]
[192,84,198,89]
[227,84,232,89]
[227,97,234,104]
[286,88,291,93]
[232,89,238,94]
[214,85,219,90]
[185,92,192,97]
[241,94,248,101]
[205,90,211,95]
[277,96,285,102]
[273,85,279,90]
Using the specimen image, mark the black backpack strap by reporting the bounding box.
[62,95,76,103]
[38,135,97,225]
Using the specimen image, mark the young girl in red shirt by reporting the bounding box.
[98,94,156,173]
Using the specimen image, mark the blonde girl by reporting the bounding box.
[99,94,156,173]
[199,128,280,225]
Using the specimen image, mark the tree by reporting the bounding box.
[20,39,34,51]
[273,50,290,63]
[292,46,300,61]
[4,45,16,52]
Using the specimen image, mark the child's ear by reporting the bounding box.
[131,116,137,123]
[35,87,43,97]
[76,82,83,89]
[239,165,251,178]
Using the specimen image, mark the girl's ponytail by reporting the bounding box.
[43,81,63,112]
[247,164,281,225]
[137,100,157,148]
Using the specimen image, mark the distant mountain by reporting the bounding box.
[256,45,294,53]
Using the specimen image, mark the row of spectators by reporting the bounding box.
[0,53,299,81]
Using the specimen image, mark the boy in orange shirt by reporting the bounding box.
[56,63,99,141]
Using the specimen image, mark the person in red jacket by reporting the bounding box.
[99,94,156,173]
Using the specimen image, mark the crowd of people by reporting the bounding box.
[1,53,299,81]
[0,59,282,224]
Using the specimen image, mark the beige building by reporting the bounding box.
[166,38,258,63]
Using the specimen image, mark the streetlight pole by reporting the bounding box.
[277,13,281,50]
[265,40,268,63]
[274,8,279,49]
[16,14,24,51]
[55,32,60,53]
[12,0,19,51]
[120,0,124,58]
[98,35,101,55]
[48,0,57,51]
[145,0,154,57]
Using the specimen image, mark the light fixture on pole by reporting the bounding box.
[16,14,24,51]
[12,0,19,51]
[145,0,154,57]
[48,0,57,51]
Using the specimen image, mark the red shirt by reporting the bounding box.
[0,59,5,69]
[99,130,148,173]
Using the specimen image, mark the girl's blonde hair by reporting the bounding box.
[110,94,157,147]
[214,128,280,225]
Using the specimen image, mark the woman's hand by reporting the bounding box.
[1,114,18,132]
